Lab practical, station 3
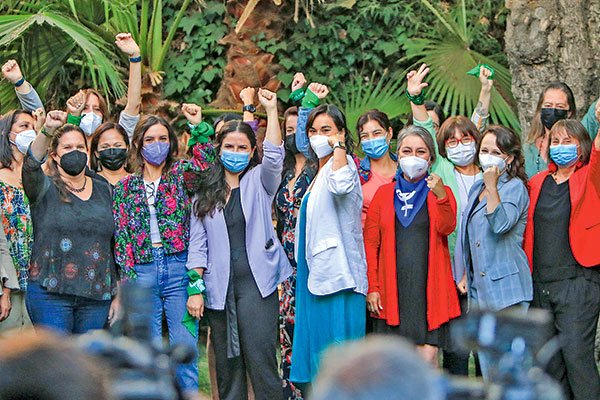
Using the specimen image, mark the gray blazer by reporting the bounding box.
[186,141,292,310]
[461,173,532,311]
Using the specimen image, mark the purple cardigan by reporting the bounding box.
[186,140,292,310]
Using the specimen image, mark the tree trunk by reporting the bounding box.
[210,0,286,109]
[505,0,600,135]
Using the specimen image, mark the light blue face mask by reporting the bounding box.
[549,144,579,167]
[221,150,250,173]
[361,136,389,159]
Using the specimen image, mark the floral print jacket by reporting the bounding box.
[113,143,215,279]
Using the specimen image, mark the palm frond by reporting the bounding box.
[400,37,519,131]
[331,71,410,142]
[0,11,125,113]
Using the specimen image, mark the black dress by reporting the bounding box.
[374,204,447,347]
[206,188,283,400]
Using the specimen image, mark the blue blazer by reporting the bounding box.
[461,173,533,311]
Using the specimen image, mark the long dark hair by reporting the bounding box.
[193,121,259,218]
[89,122,131,172]
[478,125,528,185]
[131,115,179,174]
[306,104,355,159]
[0,110,32,170]
[48,124,89,202]
[527,82,576,143]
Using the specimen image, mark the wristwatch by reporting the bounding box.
[333,141,346,151]
[242,104,256,113]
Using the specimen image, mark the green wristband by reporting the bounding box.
[67,114,83,126]
[186,269,206,296]
[301,88,320,108]
[187,121,214,148]
[289,88,305,105]
[405,89,425,106]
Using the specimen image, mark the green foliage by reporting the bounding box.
[398,0,519,131]
[0,0,193,113]
[162,1,229,104]
[257,0,511,127]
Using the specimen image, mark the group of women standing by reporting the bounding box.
[0,32,599,400]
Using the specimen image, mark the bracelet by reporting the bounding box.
[14,77,25,88]
[405,88,425,106]
[129,56,142,63]
[41,127,53,138]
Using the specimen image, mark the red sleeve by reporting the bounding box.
[364,186,384,293]
[432,186,457,236]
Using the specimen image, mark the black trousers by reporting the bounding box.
[532,276,600,400]
[443,293,481,376]
[206,287,282,400]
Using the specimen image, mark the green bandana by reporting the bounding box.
[181,269,206,337]
[187,121,215,148]
[467,64,495,80]
[301,88,320,108]
[289,88,306,105]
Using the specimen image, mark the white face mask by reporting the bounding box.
[10,130,37,154]
[399,156,429,180]
[479,153,507,172]
[79,112,103,136]
[309,134,333,159]
[446,142,476,167]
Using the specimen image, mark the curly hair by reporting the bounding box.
[479,125,528,185]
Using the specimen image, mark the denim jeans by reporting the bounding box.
[26,281,110,334]
[134,248,199,393]
[468,287,530,381]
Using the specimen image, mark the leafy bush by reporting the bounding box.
[162,0,228,105]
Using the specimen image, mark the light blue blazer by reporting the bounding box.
[461,173,533,311]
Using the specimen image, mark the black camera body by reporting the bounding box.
[76,284,194,400]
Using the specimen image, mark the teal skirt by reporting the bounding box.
[290,192,366,383]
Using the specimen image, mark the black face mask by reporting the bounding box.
[540,107,569,130]
[60,150,88,176]
[98,148,128,171]
[284,134,299,154]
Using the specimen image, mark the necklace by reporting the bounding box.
[67,177,87,193]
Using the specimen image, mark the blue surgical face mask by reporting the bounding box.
[549,144,579,167]
[221,150,250,173]
[361,136,389,159]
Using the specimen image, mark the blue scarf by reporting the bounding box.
[394,170,430,228]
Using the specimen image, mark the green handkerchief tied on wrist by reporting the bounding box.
[182,269,206,337]
[187,121,214,148]
[301,88,320,108]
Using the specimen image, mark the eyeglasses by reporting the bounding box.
[445,135,474,148]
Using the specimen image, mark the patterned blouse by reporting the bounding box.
[0,182,33,291]
[113,143,215,279]
[23,152,117,301]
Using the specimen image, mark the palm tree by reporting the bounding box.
[399,0,519,131]
[0,0,192,113]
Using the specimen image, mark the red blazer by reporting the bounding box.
[364,183,461,330]
[524,147,600,268]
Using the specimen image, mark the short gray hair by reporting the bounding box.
[311,336,444,400]
[396,125,437,165]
